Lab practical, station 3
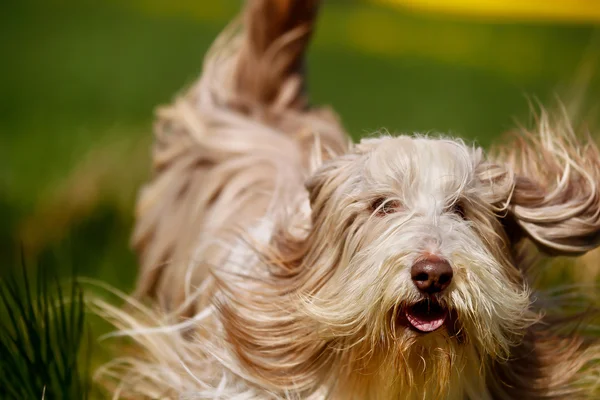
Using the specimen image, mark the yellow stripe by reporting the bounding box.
[332,6,545,80]
[372,0,600,23]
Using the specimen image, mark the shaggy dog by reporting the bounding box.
[97,1,600,398]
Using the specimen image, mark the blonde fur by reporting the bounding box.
[97,1,600,398]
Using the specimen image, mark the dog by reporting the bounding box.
[97,1,600,398]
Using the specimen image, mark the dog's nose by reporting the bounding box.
[411,258,453,294]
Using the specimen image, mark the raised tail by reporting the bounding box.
[235,0,320,110]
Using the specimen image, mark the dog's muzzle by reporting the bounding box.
[403,256,453,332]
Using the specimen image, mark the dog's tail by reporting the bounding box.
[235,0,319,110]
[193,0,324,117]
[130,0,348,313]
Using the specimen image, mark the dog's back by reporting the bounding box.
[131,0,348,313]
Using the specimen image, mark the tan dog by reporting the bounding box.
[98,1,600,398]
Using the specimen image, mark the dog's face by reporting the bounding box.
[304,136,533,365]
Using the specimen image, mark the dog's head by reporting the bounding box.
[303,136,527,361]
[301,131,600,371]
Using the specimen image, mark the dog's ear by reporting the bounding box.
[306,156,351,207]
[492,111,600,255]
[305,137,388,210]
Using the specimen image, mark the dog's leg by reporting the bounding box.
[487,322,600,399]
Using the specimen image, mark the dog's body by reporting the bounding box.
[100,1,600,398]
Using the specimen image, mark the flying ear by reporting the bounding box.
[305,154,357,210]
[493,110,600,255]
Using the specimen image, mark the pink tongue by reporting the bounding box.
[405,309,447,332]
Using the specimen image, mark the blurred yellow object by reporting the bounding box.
[374,0,600,23]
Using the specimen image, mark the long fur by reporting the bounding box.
[97,1,600,398]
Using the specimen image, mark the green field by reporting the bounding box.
[1,0,600,396]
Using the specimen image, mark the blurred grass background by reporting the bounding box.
[2,0,600,352]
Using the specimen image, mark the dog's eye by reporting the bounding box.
[449,201,467,220]
[371,198,402,216]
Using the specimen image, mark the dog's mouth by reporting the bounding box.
[404,300,448,333]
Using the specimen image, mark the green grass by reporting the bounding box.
[1,0,600,396]
[0,255,93,399]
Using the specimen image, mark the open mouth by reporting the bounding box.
[404,300,448,333]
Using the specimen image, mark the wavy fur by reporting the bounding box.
[98,1,600,398]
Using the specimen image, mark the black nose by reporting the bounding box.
[411,258,453,294]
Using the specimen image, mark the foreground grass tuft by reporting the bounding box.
[0,255,93,399]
